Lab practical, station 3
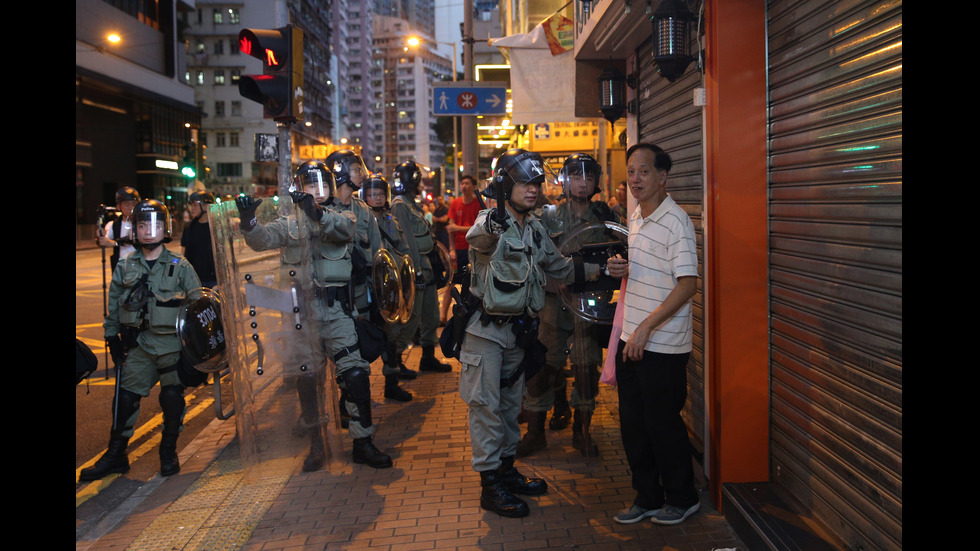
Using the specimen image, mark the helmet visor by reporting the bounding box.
[559,159,600,201]
[136,211,170,243]
[295,170,334,201]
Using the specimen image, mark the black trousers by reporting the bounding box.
[615,341,698,510]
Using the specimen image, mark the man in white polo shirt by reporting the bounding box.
[606,143,700,526]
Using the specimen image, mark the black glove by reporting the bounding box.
[484,208,510,235]
[235,195,263,231]
[291,191,324,222]
[106,335,126,367]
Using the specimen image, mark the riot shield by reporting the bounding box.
[176,287,227,373]
[373,248,403,324]
[557,220,628,457]
[397,253,416,323]
[209,199,343,481]
[430,240,455,291]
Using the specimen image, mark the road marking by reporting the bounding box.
[76,396,215,506]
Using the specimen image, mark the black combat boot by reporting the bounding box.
[352,437,393,468]
[419,346,452,372]
[384,375,413,402]
[303,430,326,472]
[159,430,181,476]
[549,388,572,430]
[388,343,417,380]
[515,411,547,457]
[572,410,599,456]
[498,455,547,495]
[479,470,529,518]
[79,432,130,481]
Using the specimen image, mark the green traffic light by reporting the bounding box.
[182,166,197,178]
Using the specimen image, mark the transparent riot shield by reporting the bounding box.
[209,199,343,481]
[557,220,628,456]
[397,253,416,323]
[431,240,455,291]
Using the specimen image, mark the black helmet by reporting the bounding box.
[558,153,603,201]
[293,161,335,201]
[325,149,368,190]
[486,148,554,202]
[115,186,141,205]
[133,199,172,247]
[188,190,216,204]
[360,173,392,210]
[391,161,422,196]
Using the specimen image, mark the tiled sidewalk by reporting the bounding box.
[79,344,747,551]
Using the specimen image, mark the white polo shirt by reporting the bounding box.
[620,194,698,354]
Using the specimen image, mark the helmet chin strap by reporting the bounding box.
[506,198,533,215]
[141,240,165,251]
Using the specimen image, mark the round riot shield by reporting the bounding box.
[176,287,228,373]
[430,240,455,291]
[398,253,417,323]
[373,248,403,324]
[557,221,629,324]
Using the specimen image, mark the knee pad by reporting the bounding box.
[340,368,371,403]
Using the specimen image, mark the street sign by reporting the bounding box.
[433,82,508,116]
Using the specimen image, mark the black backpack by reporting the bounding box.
[76,339,98,385]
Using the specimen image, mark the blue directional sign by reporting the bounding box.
[433,82,508,116]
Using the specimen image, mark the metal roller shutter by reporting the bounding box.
[634,35,706,456]
[767,1,902,549]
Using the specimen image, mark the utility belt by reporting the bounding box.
[312,284,353,315]
[477,305,540,348]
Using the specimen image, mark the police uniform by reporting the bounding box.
[460,206,600,516]
[335,194,380,315]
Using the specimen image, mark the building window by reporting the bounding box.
[214,70,225,85]
[216,132,226,147]
[196,71,205,85]
[231,101,242,116]
[215,101,225,118]
[195,40,205,53]
[230,132,240,147]
[214,39,224,55]
[212,8,223,24]
[217,163,243,177]
[227,8,240,24]
[231,69,241,83]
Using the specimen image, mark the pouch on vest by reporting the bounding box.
[482,234,544,316]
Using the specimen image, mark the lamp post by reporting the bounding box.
[408,36,460,196]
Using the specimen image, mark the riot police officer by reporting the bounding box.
[518,153,625,458]
[181,189,218,288]
[235,161,393,470]
[80,199,203,481]
[459,148,605,518]
[390,161,452,373]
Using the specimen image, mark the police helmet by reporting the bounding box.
[325,149,368,190]
[360,173,392,210]
[293,160,335,201]
[391,161,422,196]
[487,148,554,202]
[133,199,173,246]
[115,186,141,205]
[188,190,216,204]
[558,153,603,201]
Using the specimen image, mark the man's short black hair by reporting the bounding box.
[460,174,477,186]
[626,143,672,173]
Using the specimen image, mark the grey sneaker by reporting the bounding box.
[614,504,660,524]
[650,502,700,525]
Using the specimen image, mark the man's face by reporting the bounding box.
[365,187,387,209]
[119,200,136,218]
[188,201,204,218]
[137,219,165,244]
[461,178,475,197]
[616,183,628,205]
[567,171,595,200]
[626,148,666,205]
[509,181,540,211]
[347,162,366,187]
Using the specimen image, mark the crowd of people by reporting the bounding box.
[83,142,702,527]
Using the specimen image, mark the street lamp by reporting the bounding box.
[407,36,459,195]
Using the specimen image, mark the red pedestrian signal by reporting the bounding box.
[238,25,304,122]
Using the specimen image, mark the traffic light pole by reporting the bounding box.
[278,121,294,216]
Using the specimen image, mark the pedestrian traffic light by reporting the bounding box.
[181,142,197,179]
[238,25,304,122]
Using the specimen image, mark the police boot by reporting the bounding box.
[352,437,393,469]
[384,375,413,402]
[499,455,547,495]
[515,411,547,457]
[79,432,130,481]
[159,384,185,476]
[419,345,452,372]
[390,343,417,380]
[479,470,529,518]
[303,430,326,472]
[572,409,599,457]
[549,388,572,431]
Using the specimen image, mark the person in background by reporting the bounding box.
[180,190,218,288]
[97,187,141,272]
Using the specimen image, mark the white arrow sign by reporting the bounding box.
[487,94,502,108]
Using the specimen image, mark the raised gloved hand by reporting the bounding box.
[290,191,324,222]
[235,195,263,231]
[484,208,510,235]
